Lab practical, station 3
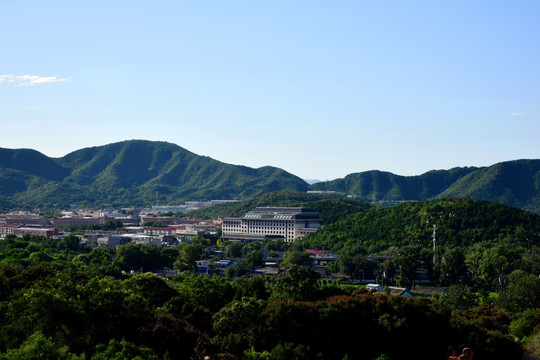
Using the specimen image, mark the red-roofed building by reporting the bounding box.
[14,226,59,238]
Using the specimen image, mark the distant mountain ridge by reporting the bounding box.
[1,140,539,212]
[310,159,540,213]
[0,140,308,208]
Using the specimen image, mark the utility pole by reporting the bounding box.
[432,224,436,266]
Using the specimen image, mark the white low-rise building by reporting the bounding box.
[222,207,322,243]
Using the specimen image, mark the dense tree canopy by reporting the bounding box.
[1,197,539,358]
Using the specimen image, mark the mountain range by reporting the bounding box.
[0,140,307,209]
[311,159,540,213]
[0,140,539,212]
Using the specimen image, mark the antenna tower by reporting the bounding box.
[432,224,437,265]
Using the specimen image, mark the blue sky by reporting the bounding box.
[1,1,539,181]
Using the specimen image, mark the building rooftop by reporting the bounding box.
[238,207,321,221]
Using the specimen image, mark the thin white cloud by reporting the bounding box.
[508,112,526,116]
[0,74,69,87]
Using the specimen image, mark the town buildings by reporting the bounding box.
[0,224,59,238]
[221,207,322,242]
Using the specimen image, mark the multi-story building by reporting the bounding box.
[13,226,59,238]
[4,217,52,226]
[143,226,177,236]
[52,217,109,227]
[221,207,322,242]
[0,223,21,236]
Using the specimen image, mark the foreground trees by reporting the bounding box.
[0,256,528,359]
[2,198,539,360]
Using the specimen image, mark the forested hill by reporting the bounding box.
[0,140,308,208]
[185,190,373,225]
[301,197,540,252]
[2,141,539,212]
[310,159,540,213]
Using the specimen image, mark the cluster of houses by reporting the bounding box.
[0,206,447,298]
[1,206,323,245]
[0,206,220,247]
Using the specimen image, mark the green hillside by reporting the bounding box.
[185,190,373,225]
[441,160,540,211]
[0,140,308,208]
[310,160,540,213]
[302,198,540,252]
[2,141,540,212]
[309,167,477,201]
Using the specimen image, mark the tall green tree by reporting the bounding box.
[437,246,466,285]
[91,339,157,360]
[466,247,509,287]
[393,245,421,286]
[0,331,83,360]
[174,243,204,272]
[282,251,312,268]
[271,265,320,301]
[115,243,167,272]
[227,242,243,258]
[213,297,266,355]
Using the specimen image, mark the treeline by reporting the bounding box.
[185,190,372,225]
[0,233,534,359]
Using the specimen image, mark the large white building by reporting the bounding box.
[221,207,322,242]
